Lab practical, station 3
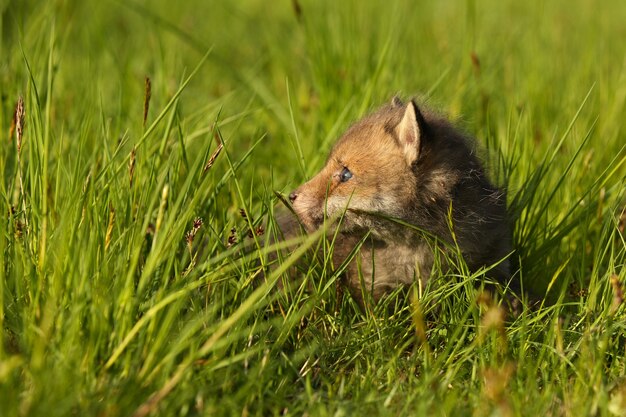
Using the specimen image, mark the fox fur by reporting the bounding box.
[281,97,512,303]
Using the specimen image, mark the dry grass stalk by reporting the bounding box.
[411,291,430,355]
[610,274,624,314]
[555,316,564,356]
[129,147,137,187]
[143,77,151,128]
[105,203,116,251]
[155,185,169,235]
[470,51,481,76]
[291,0,302,21]
[9,101,17,141]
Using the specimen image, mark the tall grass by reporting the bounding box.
[1,0,625,416]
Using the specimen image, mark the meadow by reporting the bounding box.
[1,0,625,415]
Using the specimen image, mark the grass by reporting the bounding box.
[1,0,625,415]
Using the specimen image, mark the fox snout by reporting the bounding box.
[288,176,328,231]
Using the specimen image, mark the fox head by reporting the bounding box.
[289,98,429,233]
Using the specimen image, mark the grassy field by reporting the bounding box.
[1,0,626,415]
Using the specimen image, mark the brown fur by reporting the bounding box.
[283,98,512,303]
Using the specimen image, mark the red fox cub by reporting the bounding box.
[284,97,512,303]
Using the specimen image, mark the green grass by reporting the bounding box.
[1,0,626,415]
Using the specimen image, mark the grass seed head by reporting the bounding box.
[482,363,515,417]
[185,217,203,249]
[609,382,626,416]
[226,227,237,247]
[481,304,505,335]
[477,290,492,308]
[15,220,24,238]
[15,96,25,154]
[477,290,507,347]
[203,129,223,173]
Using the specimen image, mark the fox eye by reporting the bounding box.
[339,167,353,183]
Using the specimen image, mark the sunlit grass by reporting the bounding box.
[0,0,625,416]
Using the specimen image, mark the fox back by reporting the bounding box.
[287,98,511,302]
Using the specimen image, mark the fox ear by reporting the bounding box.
[397,100,426,165]
[391,95,404,107]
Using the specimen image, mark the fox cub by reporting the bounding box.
[283,97,512,303]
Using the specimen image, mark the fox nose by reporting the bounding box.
[288,191,298,203]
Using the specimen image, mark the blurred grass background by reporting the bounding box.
[0,0,625,415]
